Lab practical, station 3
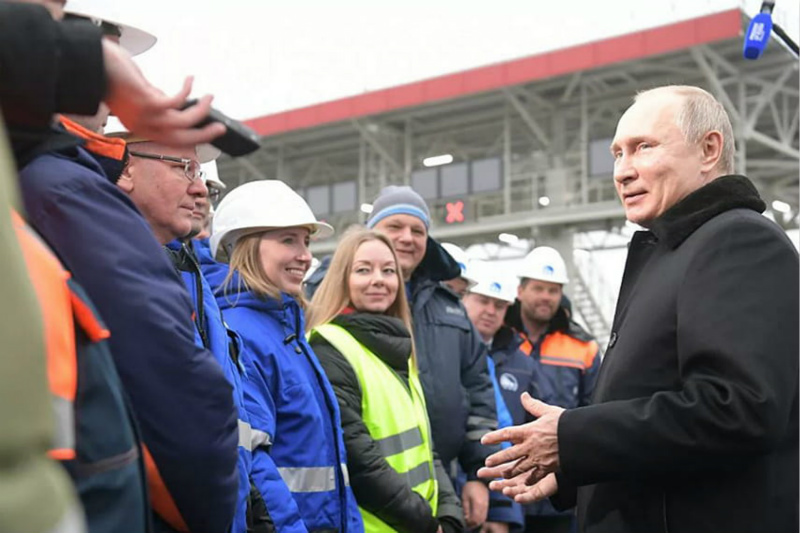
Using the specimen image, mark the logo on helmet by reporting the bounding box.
[490,282,502,293]
[543,265,555,276]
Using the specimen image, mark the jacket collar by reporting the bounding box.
[648,175,766,249]
[410,236,461,284]
[58,116,128,183]
[331,313,412,371]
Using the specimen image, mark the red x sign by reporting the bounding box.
[445,201,465,224]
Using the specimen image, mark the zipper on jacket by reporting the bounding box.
[662,491,670,533]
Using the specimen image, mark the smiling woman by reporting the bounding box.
[306,228,464,533]
[202,180,366,533]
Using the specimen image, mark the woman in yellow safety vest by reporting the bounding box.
[307,228,464,533]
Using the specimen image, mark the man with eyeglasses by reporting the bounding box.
[13,7,240,533]
[118,141,214,244]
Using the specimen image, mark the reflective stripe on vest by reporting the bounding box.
[12,211,77,461]
[311,323,437,533]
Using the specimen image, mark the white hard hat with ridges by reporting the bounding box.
[517,246,569,285]
[441,242,478,286]
[210,180,333,260]
[65,1,157,56]
[468,260,518,303]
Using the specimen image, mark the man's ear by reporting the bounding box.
[700,130,724,174]
[117,163,135,193]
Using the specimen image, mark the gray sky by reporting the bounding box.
[102,0,799,120]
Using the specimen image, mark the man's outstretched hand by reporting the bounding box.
[477,393,564,493]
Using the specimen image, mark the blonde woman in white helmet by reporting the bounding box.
[205,180,365,533]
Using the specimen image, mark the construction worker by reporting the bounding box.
[441,242,478,298]
[461,261,527,533]
[503,246,601,533]
[207,180,363,533]
[11,6,239,533]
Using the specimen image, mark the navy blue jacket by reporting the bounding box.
[19,136,239,533]
[205,266,364,533]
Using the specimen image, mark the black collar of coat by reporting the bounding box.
[331,312,412,372]
[648,175,766,249]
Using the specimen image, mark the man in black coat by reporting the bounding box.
[478,85,799,533]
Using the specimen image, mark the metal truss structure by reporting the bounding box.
[217,11,799,346]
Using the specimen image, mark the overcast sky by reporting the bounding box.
[96,0,800,120]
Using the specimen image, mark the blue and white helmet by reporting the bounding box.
[441,242,478,287]
[467,260,518,303]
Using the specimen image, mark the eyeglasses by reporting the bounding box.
[129,151,205,183]
[207,186,222,203]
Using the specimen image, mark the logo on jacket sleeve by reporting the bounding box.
[499,373,519,392]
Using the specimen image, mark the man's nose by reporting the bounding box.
[613,155,637,185]
[189,176,209,197]
[397,227,412,242]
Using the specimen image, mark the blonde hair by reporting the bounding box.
[222,230,307,306]
[306,228,413,338]
[636,85,736,175]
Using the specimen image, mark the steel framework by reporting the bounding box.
[217,11,799,346]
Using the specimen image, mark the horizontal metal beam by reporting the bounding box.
[310,202,626,255]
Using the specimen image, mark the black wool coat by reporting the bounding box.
[554,176,799,533]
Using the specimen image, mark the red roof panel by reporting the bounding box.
[244,9,742,137]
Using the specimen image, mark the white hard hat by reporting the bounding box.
[210,180,334,260]
[441,242,478,286]
[468,261,518,304]
[517,246,569,285]
[201,160,226,190]
[65,1,156,56]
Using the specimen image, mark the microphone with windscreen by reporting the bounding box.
[743,1,775,60]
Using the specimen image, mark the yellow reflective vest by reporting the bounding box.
[311,323,438,533]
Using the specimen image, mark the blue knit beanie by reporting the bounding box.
[366,185,431,229]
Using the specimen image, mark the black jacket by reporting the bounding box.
[310,312,464,533]
[554,176,799,533]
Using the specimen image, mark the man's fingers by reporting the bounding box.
[520,392,549,418]
[484,443,528,468]
[504,454,539,479]
[489,470,528,492]
[461,493,473,526]
[481,426,515,446]
[525,466,548,486]
[155,122,226,147]
[477,464,510,479]
[514,474,558,504]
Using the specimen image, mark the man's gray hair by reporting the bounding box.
[636,85,736,176]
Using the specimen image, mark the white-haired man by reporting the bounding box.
[479,85,799,533]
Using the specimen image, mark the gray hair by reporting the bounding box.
[635,85,736,176]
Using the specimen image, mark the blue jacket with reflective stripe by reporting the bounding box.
[204,265,364,533]
[168,239,252,533]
